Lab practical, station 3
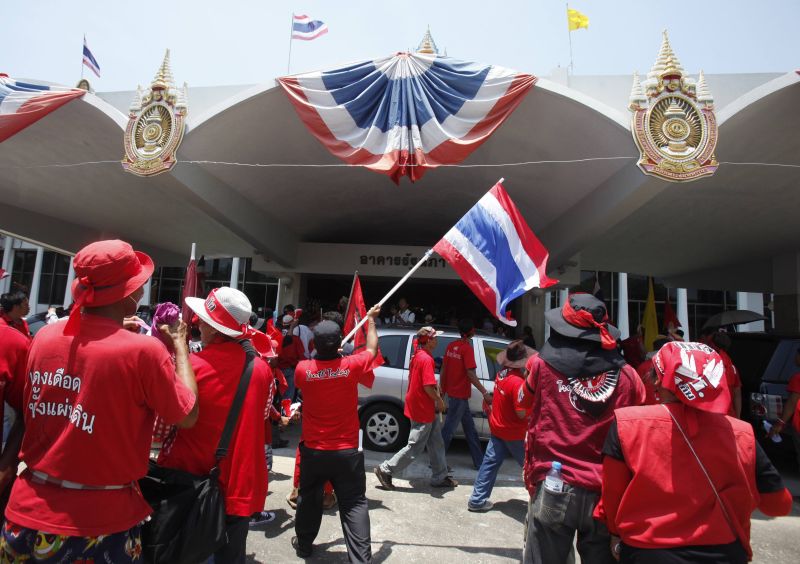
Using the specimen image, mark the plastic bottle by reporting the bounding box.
[544,461,563,493]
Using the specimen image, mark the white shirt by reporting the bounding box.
[399,309,415,324]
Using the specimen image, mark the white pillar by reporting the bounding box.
[559,288,569,308]
[736,292,765,332]
[1,236,14,294]
[28,246,44,314]
[63,262,75,308]
[142,277,152,308]
[677,288,690,341]
[617,272,630,340]
[542,290,553,342]
[229,257,241,289]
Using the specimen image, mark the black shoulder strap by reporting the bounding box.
[214,339,256,462]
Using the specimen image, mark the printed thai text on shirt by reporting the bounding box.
[305,367,351,380]
[27,368,95,434]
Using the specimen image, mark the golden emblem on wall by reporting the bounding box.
[122,50,187,177]
[629,31,718,182]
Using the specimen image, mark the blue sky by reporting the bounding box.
[3,1,798,91]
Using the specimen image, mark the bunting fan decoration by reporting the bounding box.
[278,53,535,183]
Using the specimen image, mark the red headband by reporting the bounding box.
[562,298,617,350]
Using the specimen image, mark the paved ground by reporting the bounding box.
[246,425,800,563]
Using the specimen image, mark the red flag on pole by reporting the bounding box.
[344,274,384,384]
[181,244,203,325]
[663,291,681,333]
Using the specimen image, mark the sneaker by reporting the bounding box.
[292,535,312,558]
[248,511,276,528]
[468,500,494,512]
[431,476,459,488]
[374,466,394,490]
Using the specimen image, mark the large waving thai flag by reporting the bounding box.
[278,53,534,182]
[0,76,84,144]
[433,181,557,325]
[292,14,328,41]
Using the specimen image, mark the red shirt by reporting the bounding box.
[788,373,800,395]
[295,351,374,450]
[159,340,273,517]
[489,368,528,441]
[522,354,645,492]
[635,358,658,405]
[441,339,477,400]
[0,325,28,423]
[0,312,31,340]
[404,348,437,423]
[6,314,195,536]
[277,336,304,370]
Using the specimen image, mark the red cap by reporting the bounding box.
[653,341,731,414]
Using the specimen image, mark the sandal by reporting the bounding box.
[432,476,458,488]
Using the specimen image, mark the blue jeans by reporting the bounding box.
[468,434,524,508]
[441,396,484,468]
[282,367,296,402]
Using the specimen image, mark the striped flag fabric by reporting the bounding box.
[433,181,557,326]
[0,76,84,144]
[291,14,328,41]
[278,54,534,182]
[82,36,101,78]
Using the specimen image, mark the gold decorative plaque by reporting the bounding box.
[122,50,187,177]
[629,31,718,182]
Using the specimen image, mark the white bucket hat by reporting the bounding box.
[185,286,253,338]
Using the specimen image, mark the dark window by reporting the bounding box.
[377,335,408,369]
[11,250,36,295]
[38,252,70,306]
[482,340,508,381]
[429,336,457,373]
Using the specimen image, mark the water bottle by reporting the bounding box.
[544,461,563,493]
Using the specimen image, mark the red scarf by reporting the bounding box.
[561,299,616,350]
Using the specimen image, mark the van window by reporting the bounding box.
[482,340,508,381]
[378,335,409,369]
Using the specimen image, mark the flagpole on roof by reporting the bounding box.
[81,34,85,81]
[287,13,294,74]
[567,3,574,75]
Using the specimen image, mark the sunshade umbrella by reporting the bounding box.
[702,309,767,330]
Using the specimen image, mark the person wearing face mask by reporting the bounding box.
[2,240,199,563]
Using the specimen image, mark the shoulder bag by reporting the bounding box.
[139,340,256,564]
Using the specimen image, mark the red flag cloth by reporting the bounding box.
[0,77,85,144]
[180,258,198,325]
[663,293,681,332]
[344,274,384,380]
[266,318,283,356]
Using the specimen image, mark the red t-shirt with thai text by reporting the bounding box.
[295,350,374,450]
[159,340,273,516]
[6,314,196,536]
[404,348,437,423]
[441,339,477,400]
[489,368,528,441]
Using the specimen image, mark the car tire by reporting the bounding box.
[360,403,410,452]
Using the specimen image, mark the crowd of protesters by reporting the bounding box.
[0,239,796,563]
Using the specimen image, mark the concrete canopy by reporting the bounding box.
[0,66,797,295]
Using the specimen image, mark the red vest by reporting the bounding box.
[613,404,758,557]
[523,355,644,492]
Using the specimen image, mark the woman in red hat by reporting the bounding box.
[3,240,199,563]
[158,286,274,564]
[597,341,793,563]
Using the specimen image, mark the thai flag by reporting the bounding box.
[433,181,557,326]
[82,37,101,78]
[0,76,84,144]
[278,54,534,182]
[292,14,328,41]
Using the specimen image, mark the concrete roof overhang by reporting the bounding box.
[0,70,797,293]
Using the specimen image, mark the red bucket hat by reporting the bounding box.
[64,240,154,335]
[653,341,731,414]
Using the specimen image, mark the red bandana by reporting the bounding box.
[561,298,617,350]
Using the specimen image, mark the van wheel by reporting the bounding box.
[360,403,409,452]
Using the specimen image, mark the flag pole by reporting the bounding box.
[345,270,359,317]
[287,13,294,74]
[567,3,574,75]
[81,34,85,80]
[341,249,435,345]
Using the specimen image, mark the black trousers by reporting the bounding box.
[213,515,249,564]
[295,444,372,563]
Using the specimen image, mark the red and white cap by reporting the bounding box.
[653,341,731,414]
[0,268,8,280]
[185,287,253,338]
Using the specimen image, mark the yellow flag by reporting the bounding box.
[642,277,660,352]
[567,8,590,31]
